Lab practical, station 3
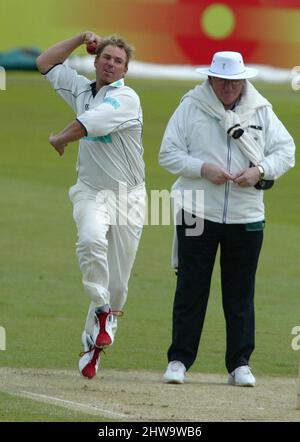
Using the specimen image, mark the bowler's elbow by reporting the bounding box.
[36,55,52,75]
[35,55,43,73]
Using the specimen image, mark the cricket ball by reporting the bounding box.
[86,42,97,55]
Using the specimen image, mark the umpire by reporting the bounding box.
[159,51,295,386]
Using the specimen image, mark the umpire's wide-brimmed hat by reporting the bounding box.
[196,51,258,80]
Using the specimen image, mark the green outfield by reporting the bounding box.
[0,73,299,421]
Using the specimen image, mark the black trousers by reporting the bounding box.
[167,214,264,373]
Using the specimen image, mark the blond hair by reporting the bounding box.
[95,35,134,67]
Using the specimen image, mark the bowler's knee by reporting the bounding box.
[77,230,107,254]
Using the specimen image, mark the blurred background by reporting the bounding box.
[1,0,300,77]
[1,0,300,64]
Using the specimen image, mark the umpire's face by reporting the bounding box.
[209,76,245,110]
[94,44,128,88]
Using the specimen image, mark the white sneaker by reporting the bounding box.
[228,365,256,387]
[163,361,186,384]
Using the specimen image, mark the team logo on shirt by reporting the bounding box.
[85,104,90,110]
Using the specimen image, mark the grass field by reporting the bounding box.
[0,73,299,421]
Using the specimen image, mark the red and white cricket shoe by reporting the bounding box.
[79,306,123,379]
[79,330,102,379]
[93,305,115,349]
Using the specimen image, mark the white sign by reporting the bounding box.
[0,67,6,91]
[0,326,6,350]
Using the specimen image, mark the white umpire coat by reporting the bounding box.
[159,80,295,224]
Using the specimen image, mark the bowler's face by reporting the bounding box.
[209,77,245,110]
[94,45,128,87]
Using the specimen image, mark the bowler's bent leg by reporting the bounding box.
[72,196,111,336]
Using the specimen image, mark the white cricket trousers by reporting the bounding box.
[69,180,146,337]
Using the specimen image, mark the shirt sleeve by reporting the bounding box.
[44,63,90,113]
[159,102,203,178]
[260,107,295,180]
[77,89,140,137]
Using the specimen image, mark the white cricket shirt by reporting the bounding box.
[44,63,145,191]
